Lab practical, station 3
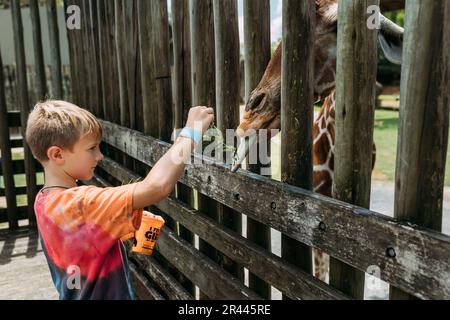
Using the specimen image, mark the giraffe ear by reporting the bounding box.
[378,15,404,65]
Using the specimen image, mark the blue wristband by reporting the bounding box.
[179,127,202,146]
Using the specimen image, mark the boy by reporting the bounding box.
[25,100,214,299]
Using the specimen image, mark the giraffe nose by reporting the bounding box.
[246,92,266,111]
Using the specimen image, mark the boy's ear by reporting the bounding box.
[47,146,65,165]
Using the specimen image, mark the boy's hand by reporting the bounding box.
[185,106,215,134]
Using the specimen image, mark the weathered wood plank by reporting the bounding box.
[0,207,28,223]
[331,0,379,299]
[0,51,18,230]
[171,0,196,296]
[0,159,43,176]
[30,0,48,101]
[128,248,194,300]
[212,0,244,282]
[128,260,165,300]
[171,0,192,129]
[157,228,261,300]
[281,0,316,290]
[0,186,44,197]
[243,0,272,299]
[159,196,350,300]
[46,0,63,99]
[190,0,217,300]
[137,0,158,138]
[99,120,450,299]
[151,0,172,142]
[391,0,450,300]
[7,111,21,127]
[10,0,38,227]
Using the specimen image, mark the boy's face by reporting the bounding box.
[61,133,104,181]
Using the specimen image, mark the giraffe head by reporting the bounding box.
[232,0,404,172]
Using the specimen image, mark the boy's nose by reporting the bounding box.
[98,152,104,161]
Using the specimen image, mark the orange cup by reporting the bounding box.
[132,212,165,255]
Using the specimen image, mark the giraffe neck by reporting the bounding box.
[312,91,336,197]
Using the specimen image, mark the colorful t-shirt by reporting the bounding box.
[34,184,143,300]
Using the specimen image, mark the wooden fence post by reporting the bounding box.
[243,0,271,299]
[0,50,18,230]
[11,0,38,228]
[391,0,450,300]
[213,0,244,282]
[151,0,173,142]
[331,0,379,299]
[190,0,217,299]
[30,0,48,102]
[171,0,196,296]
[47,0,63,99]
[281,0,315,298]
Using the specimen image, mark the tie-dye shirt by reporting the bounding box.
[34,184,143,300]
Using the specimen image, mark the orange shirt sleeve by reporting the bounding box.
[73,184,143,241]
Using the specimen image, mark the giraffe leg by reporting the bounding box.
[313,248,330,283]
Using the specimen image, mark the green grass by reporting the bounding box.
[373,109,450,186]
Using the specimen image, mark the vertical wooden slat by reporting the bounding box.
[11,0,38,228]
[138,0,159,138]
[390,0,450,300]
[281,0,315,298]
[89,0,103,118]
[172,0,192,130]
[125,0,137,130]
[151,0,173,141]
[0,50,18,230]
[212,0,244,282]
[171,0,196,296]
[80,0,91,109]
[106,0,120,124]
[64,0,78,103]
[96,0,108,117]
[190,0,217,300]
[30,0,48,101]
[46,0,63,99]
[115,0,129,128]
[243,0,271,299]
[331,0,379,299]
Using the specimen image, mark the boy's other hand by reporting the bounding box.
[185,106,215,134]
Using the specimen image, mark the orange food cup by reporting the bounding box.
[132,213,164,255]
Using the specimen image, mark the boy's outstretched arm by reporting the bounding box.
[132,106,214,210]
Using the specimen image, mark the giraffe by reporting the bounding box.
[232,0,404,282]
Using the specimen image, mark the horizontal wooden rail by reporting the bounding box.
[127,244,194,300]
[98,156,348,300]
[128,260,165,300]
[0,159,43,175]
[0,185,44,197]
[157,227,261,300]
[7,111,21,127]
[0,206,27,223]
[99,119,450,299]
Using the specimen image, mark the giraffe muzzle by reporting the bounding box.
[231,135,257,173]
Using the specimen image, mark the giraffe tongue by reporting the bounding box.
[231,135,257,173]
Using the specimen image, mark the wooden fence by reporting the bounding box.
[1,0,449,300]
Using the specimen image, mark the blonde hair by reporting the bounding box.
[26,100,102,162]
